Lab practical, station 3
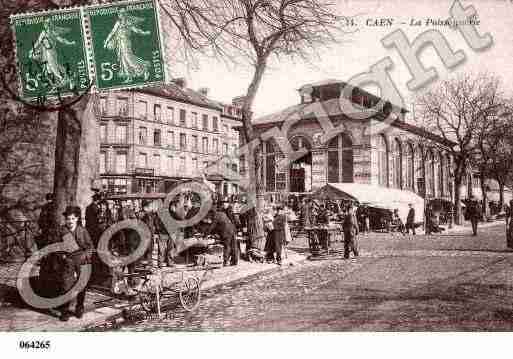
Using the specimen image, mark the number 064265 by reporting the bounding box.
[19,340,51,350]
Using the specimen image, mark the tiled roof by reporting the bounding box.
[298,79,340,89]
[136,83,222,110]
[252,80,455,147]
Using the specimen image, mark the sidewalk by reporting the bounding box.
[0,249,306,331]
[441,219,507,234]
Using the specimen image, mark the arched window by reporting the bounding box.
[328,136,339,183]
[289,136,312,192]
[445,154,452,197]
[391,139,402,189]
[290,136,311,152]
[341,134,353,183]
[377,135,388,186]
[426,149,434,197]
[414,144,424,194]
[264,140,277,192]
[438,152,444,197]
[405,143,414,190]
[327,134,353,183]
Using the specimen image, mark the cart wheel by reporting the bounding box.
[179,277,201,312]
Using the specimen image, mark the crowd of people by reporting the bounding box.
[34,185,513,322]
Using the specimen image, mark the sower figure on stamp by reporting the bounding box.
[206,209,238,266]
[342,203,359,259]
[103,9,151,84]
[57,206,93,322]
[29,18,76,90]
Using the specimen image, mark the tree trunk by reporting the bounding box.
[498,180,505,210]
[480,171,488,220]
[452,157,466,225]
[454,176,463,225]
[240,60,268,253]
[52,96,90,226]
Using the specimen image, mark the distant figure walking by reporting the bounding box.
[467,196,481,236]
[406,203,416,236]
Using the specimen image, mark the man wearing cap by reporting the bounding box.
[57,206,93,321]
[206,208,238,266]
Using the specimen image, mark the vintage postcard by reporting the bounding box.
[2,0,513,356]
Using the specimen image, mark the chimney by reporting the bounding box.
[232,96,246,108]
[299,84,313,103]
[173,77,187,88]
[198,87,209,97]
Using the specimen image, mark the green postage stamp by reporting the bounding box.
[85,0,166,91]
[10,0,166,101]
[11,8,90,101]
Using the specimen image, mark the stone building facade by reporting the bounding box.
[96,79,242,196]
[241,80,455,203]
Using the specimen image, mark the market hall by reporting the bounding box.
[239,79,455,224]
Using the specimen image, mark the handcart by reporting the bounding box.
[123,263,215,316]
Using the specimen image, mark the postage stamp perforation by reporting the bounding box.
[82,11,96,91]
[9,21,24,103]
[9,3,85,22]
[81,0,156,15]
[10,0,166,100]
[9,6,83,102]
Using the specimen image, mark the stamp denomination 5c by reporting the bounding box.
[85,0,166,91]
[10,8,90,102]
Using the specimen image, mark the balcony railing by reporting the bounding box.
[100,138,128,145]
[133,167,154,176]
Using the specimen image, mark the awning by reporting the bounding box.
[313,183,425,222]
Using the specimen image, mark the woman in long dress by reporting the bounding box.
[29,19,76,91]
[103,9,151,84]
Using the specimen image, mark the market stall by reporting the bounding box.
[313,183,425,230]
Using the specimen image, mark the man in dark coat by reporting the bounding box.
[342,204,359,259]
[206,209,238,266]
[222,199,239,227]
[467,196,481,236]
[268,206,286,265]
[406,203,416,235]
[57,206,94,321]
[37,193,57,249]
[85,194,101,247]
[138,200,156,263]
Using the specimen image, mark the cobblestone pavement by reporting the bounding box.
[112,223,513,331]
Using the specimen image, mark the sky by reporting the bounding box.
[164,0,513,119]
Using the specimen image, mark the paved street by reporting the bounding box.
[112,222,513,331]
